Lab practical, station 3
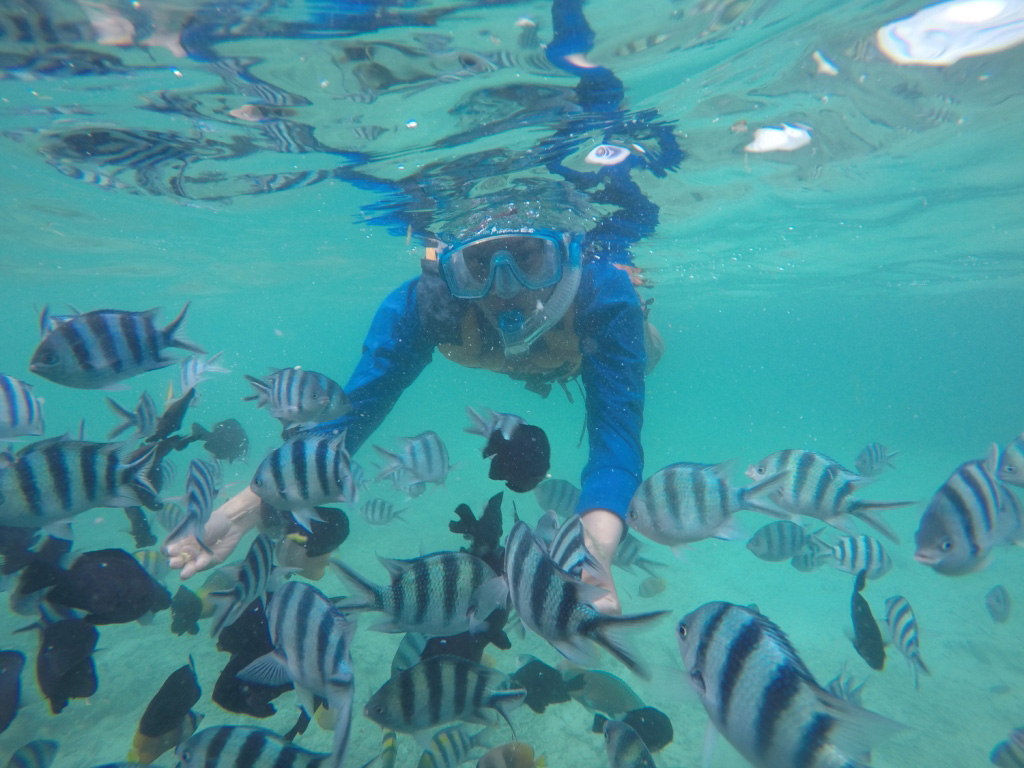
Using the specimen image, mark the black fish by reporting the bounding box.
[449,492,504,564]
[9,536,73,616]
[592,707,674,753]
[258,502,349,557]
[0,650,25,734]
[484,424,550,493]
[851,569,885,670]
[146,387,196,443]
[420,607,512,665]
[191,419,249,463]
[31,616,99,714]
[0,525,40,575]
[124,507,157,548]
[170,586,203,636]
[213,598,292,718]
[510,657,571,714]
[130,657,201,763]
[34,548,171,625]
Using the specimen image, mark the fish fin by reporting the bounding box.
[40,520,74,540]
[551,636,603,669]
[330,560,380,610]
[369,618,405,633]
[589,610,671,679]
[487,688,526,736]
[105,397,136,439]
[162,301,205,353]
[289,507,324,532]
[238,650,292,687]
[377,554,416,578]
[708,458,737,478]
[702,719,718,768]
[471,575,509,620]
[846,504,908,544]
[464,406,489,437]
[712,518,744,541]
[815,688,905,757]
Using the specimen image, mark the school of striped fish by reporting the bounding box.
[2,296,1024,768]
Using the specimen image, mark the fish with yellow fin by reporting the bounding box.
[127,657,201,764]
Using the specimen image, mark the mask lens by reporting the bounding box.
[441,234,563,298]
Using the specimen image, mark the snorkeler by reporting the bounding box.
[166,0,682,617]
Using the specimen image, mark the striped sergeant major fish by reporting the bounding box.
[207,533,276,637]
[333,551,504,637]
[883,596,929,689]
[163,459,220,554]
[627,461,789,547]
[853,443,899,478]
[243,368,350,426]
[545,514,599,579]
[416,724,493,768]
[363,654,525,734]
[0,437,157,537]
[612,533,665,578]
[387,466,427,499]
[603,719,656,768]
[746,449,914,544]
[175,725,332,768]
[249,431,357,531]
[747,521,816,562]
[3,740,58,768]
[105,391,157,440]
[179,352,229,394]
[914,445,1019,575]
[360,498,407,525]
[30,304,204,390]
[816,535,893,580]
[997,433,1024,487]
[990,727,1024,768]
[676,602,903,768]
[377,729,398,768]
[465,406,525,442]
[504,519,667,678]
[238,581,355,767]
[0,374,44,439]
[374,431,451,487]
[534,478,580,518]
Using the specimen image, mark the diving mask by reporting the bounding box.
[438,231,569,300]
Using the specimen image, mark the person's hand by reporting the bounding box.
[165,488,261,580]
[580,508,625,615]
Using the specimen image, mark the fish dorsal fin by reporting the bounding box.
[985,443,1000,475]
[709,459,737,479]
[377,555,416,578]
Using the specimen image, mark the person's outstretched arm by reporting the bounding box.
[166,277,434,578]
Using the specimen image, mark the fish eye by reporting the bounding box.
[41,352,59,365]
[677,622,687,638]
[311,392,320,400]
[252,476,262,487]
[940,539,953,552]
[1005,465,1016,473]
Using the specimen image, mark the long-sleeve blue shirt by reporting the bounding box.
[311,256,645,520]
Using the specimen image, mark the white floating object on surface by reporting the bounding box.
[584,143,631,165]
[876,0,1024,66]
[744,123,812,153]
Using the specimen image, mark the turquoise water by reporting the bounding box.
[1,0,1023,765]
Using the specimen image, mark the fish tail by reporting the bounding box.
[105,397,136,439]
[242,375,271,406]
[330,559,381,610]
[847,502,911,544]
[121,445,160,505]
[588,609,670,679]
[817,688,905,758]
[464,406,489,437]
[739,469,791,516]
[162,301,205,353]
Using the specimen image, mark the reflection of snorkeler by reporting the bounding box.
[167,0,682,617]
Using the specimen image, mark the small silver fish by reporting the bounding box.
[986,585,1011,623]
[747,449,912,543]
[533,478,580,518]
[822,535,892,579]
[0,375,44,439]
[244,367,350,426]
[854,443,899,477]
[465,406,525,442]
[360,498,407,525]
[746,521,814,562]
[175,725,329,768]
[374,431,450,487]
[884,596,929,689]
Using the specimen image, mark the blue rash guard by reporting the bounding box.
[310,255,645,521]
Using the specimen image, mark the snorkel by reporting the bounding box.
[497,234,583,358]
